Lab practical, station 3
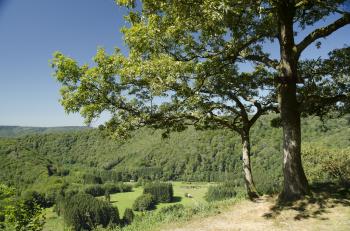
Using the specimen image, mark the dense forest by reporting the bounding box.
[1,115,349,196]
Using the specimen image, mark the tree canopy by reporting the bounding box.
[52,0,350,201]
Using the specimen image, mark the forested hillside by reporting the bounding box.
[0,115,349,194]
[0,126,89,137]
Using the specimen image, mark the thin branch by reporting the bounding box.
[243,54,279,69]
[226,92,249,122]
[301,94,348,107]
[249,103,279,127]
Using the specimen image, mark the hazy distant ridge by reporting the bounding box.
[0,125,89,137]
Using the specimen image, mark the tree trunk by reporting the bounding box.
[241,130,259,200]
[279,82,310,201]
[278,1,310,201]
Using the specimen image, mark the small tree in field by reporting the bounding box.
[52,0,350,201]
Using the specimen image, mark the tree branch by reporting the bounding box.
[243,54,279,69]
[301,94,348,106]
[296,14,350,57]
[249,103,279,127]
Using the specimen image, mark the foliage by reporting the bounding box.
[303,146,350,183]
[117,196,244,231]
[22,190,53,208]
[104,183,132,194]
[0,115,349,197]
[143,182,174,203]
[83,173,103,184]
[84,183,133,197]
[4,200,45,231]
[59,193,120,230]
[0,184,45,231]
[122,208,134,225]
[158,204,184,214]
[84,184,105,197]
[205,182,238,202]
[132,194,155,211]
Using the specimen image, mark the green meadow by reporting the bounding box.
[43,182,212,231]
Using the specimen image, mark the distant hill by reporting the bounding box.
[0,115,349,193]
[0,126,90,137]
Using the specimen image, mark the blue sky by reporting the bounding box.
[0,0,128,126]
[0,0,349,127]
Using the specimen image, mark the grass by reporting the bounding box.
[109,186,143,215]
[43,181,213,230]
[161,183,350,231]
[109,182,212,216]
[43,207,67,231]
[118,190,246,231]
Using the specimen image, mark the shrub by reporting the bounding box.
[132,194,155,211]
[57,168,70,176]
[84,183,133,197]
[143,182,173,203]
[102,183,118,194]
[22,190,49,208]
[158,204,184,214]
[1,184,45,231]
[122,208,134,225]
[6,200,45,231]
[103,183,132,194]
[61,193,120,230]
[303,147,350,183]
[205,182,237,202]
[44,188,59,207]
[82,173,103,184]
[118,183,132,192]
[84,185,105,197]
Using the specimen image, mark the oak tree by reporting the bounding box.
[52,0,350,201]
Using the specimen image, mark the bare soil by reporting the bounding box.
[164,194,350,231]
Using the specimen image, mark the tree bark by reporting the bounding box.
[277,1,310,201]
[241,129,259,200]
[279,82,310,201]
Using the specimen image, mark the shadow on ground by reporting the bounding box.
[263,182,350,221]
[171,196,182,203]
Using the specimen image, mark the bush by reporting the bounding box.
[102,183,117,194]
[6,200,45,231]
[84,185,105,197]
[143,182,173,203]
[205,182,237,202]
[303,147,350,183]
[118,183,132,192]
[22,190,50,208]
[84,183,133,197]
[158,204,184,214]
[122,208,134,225]
[132,194,155,211]
[44,188,59,207]
[61,193,120,230]
[57,168,70,176]
[82,173,103,184]
[103,183,132,194]
[1,184,45,231]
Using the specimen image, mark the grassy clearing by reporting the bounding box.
[43,182,213,230]
[109,182,212,216]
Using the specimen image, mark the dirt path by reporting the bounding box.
[164,195,350,231]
